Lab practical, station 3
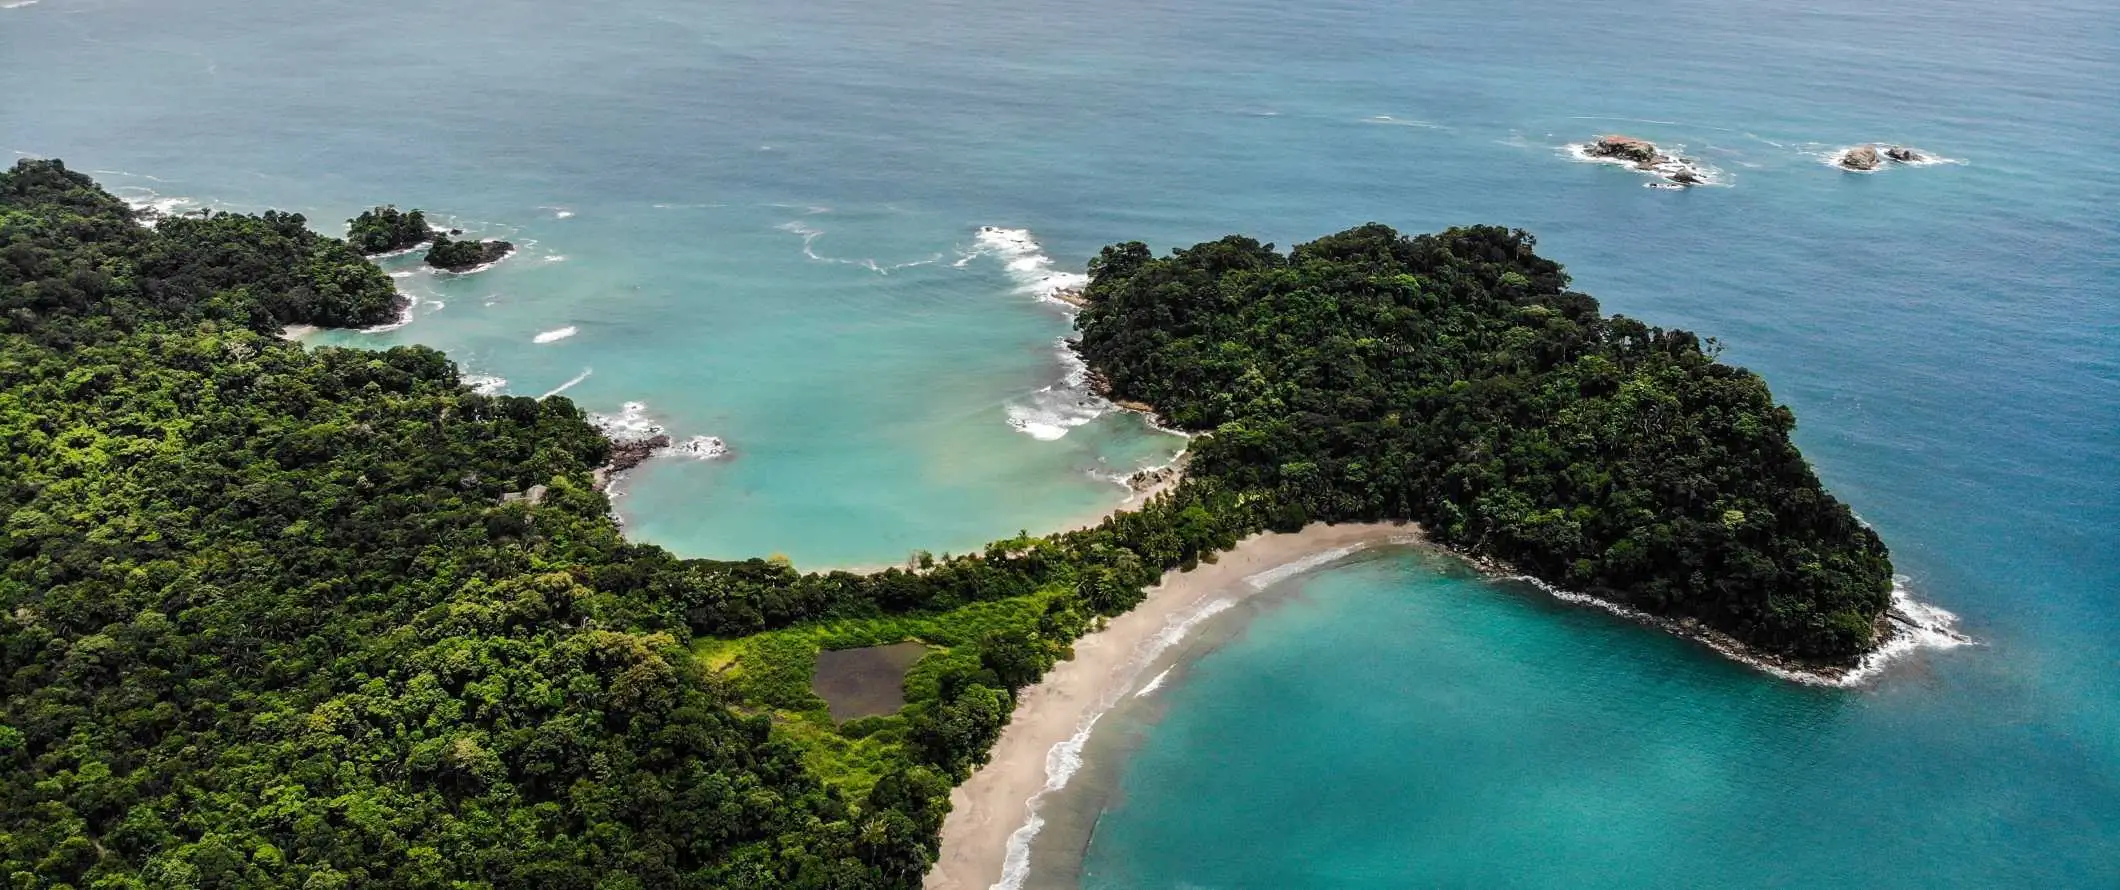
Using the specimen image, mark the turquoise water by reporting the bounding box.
[4,0,2115,884]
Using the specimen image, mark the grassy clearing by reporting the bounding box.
[699,589,1063,797]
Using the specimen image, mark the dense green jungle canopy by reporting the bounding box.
[0,159,1887,888]
[1075,225,1892,656]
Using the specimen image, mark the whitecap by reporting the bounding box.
[462,374,507,395]
[1362,114,1447,130]
[2,2,43,10]
[532,325,577,344]
[539,367,593,398]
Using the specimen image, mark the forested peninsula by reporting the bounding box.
[0,160,1889,888]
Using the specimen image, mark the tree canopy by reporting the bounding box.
[1075,224,1892,656]
[346,205,430,255]
[0,160,1891,888]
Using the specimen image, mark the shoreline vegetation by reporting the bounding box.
[1,158,1944,889]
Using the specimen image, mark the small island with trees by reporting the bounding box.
[345,204,431,255]
[424,231,516,271]
[0,158,1897,888]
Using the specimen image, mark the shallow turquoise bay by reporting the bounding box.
[3,0,2114,884]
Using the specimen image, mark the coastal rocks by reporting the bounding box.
[1125,463,1181,493]
[606,434,673,474]
[671,435,729,459]
[1576,134,1715,188]
[1586,135,1659,165]
[1839,145,1882,171]
[1836,144,1937,171]
[424,233,515,271]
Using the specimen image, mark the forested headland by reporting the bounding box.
[0,159,1889,887]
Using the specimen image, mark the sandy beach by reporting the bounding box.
[926,520,1422,890]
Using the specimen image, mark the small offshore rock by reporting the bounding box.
[1840,145,1882,171]
[1885,145,1923,163]
[1588,135,1660,165]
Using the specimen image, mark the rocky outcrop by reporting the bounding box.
[1580,135,1712,188]
[1885,145,1923,163]
[606,434,673,473]
[1839,145,1882,171]
[1125,464,1180,493]
[1587,135,1660,164]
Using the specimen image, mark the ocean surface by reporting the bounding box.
[4,0,2115,885]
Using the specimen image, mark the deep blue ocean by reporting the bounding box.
[5,0,2115,885]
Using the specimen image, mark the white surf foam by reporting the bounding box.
[587,403,726,458]
[532,325,577,344]
[539,368,593,398]
[1244,544,1369,590]
[1839,577,1973,685]
[462,374,507,395]
[1004,339,1110,440]
[993,593,1239,890]
[589,400,665,440]
[3,2,43,11]
[355,293,417,333]
[115,188,204,226]
[1506,571,1968,687]
[1562,141,1727,187]
[671,435,730,459]
[1133,667,1173,698]
[1820,145,1964,172]
[967,225,1091,304]
[1362,114,1447,130]
[992,713,1102,890]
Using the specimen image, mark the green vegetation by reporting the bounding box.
[1076,224,1893,657]
[345,205,430,255]
[0,160,1890,887]
[425,233,514,271]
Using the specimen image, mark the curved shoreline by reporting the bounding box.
[926,521,1421,890]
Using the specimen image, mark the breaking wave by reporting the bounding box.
[1243,544,1372,590]
[1004,339,1108,441]
[995,594,1237,890]
[963,225,1089,305]
[540,368,593,398]
[1506,571,1968,687]
[462,374,507,395]
[532,325,578,344]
